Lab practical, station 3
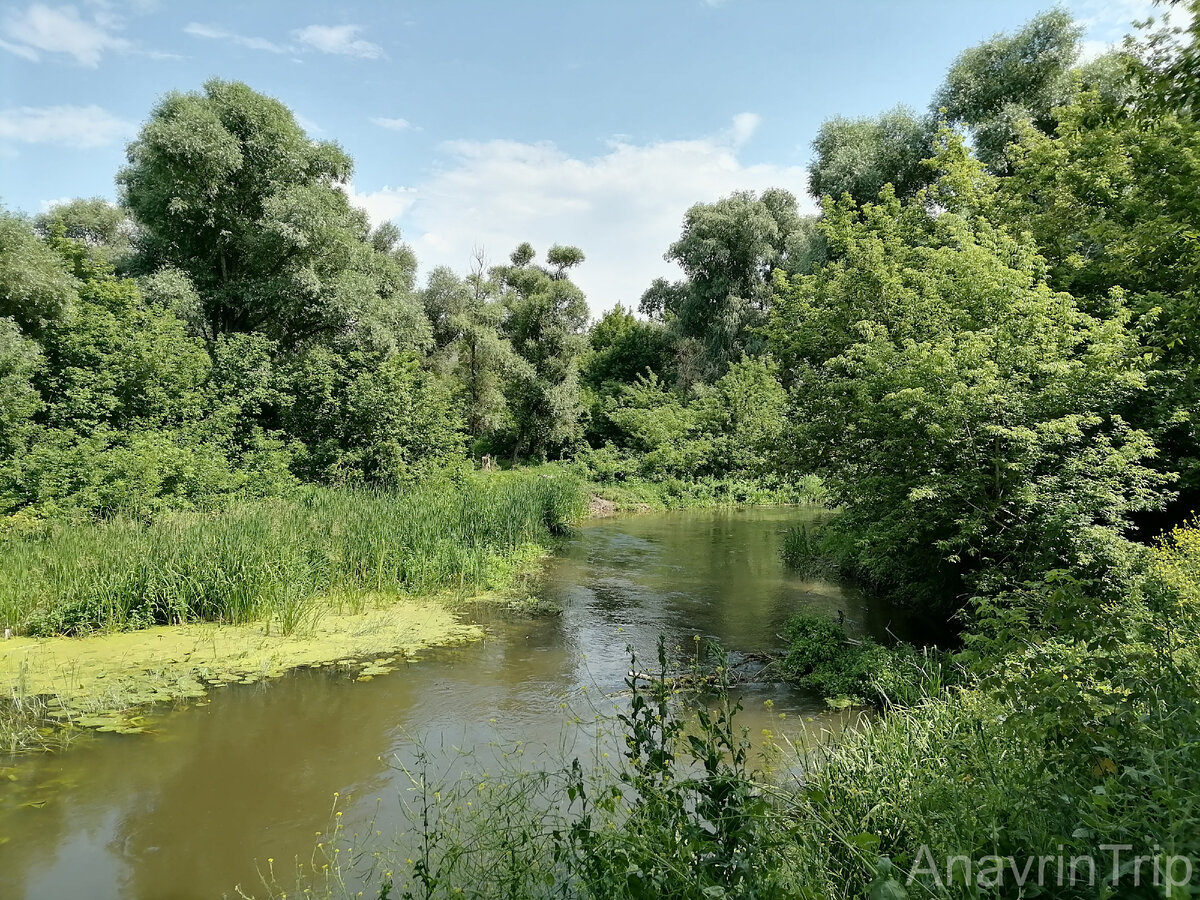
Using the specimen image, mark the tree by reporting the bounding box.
[1131,0,1200,118]
[286,347,462,486]
[582,304,675,389]
[0,319,42,463]
[809,106,936,204]
[648,189,803,379]
[995,76,1200,501]
[0,227,282,518]
[0,211,77,339]
[691,356,788,477]
[119,78,422,350]
[34,198,134,271]
[933,10,1082,168]
[498,244,589,460]
[768,141,1166,608]
[420,257,521,444]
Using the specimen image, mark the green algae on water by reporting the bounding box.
[0,594,482,744]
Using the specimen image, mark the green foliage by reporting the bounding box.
[34,197,134,271]
[0,222,283,519]
[580,358,788,487]
[287,347,464,487]
[809,106,936,204]
[792,530,1200,898]
[769,145,1166,607]
[582,304,675,389]
[421,262,520,444]
[997,80,1200,497]
[0,472,586,636]
[0,210,77,338]
[0,319,43,463]
[648,189,804,379]
[933,9,1082,167]
[496,244,590,460]
[780,525,837,579]
[779,614,954,708]
[1129,0,1200,118]
[120,78,422,350]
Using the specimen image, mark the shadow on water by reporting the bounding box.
[0,505,905,900]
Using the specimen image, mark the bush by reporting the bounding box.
[779,614,954,708]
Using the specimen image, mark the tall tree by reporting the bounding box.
[421,256,521,444]
[809,106,936,204]
[498,244,589,460]
[0,211,77,339]
[119,78,423,350]
[769,140,1165,608]
[644,189,803,379]
[933,9,1082,168]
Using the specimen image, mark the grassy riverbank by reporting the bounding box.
[0,471,587,751]
[0,472,585,637]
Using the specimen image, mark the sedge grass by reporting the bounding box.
[0,472,587,637]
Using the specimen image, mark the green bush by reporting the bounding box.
[779,614,954,708]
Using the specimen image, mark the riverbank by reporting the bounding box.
[0,469,830,754]
[0,472,586,752]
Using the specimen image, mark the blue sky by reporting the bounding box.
[0,0,1159,313]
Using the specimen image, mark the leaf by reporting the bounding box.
[850,832,882,852]
[869,878,909,900]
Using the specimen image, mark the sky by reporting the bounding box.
[0,0,1161,316]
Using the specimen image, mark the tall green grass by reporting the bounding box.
[0,473,586,636]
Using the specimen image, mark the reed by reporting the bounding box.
[0,472,587,637]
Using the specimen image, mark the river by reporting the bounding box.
[0,505,906,899]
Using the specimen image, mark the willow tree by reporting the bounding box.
[497,244,589,461]
[119,78,421,350]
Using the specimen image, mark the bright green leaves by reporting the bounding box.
[770,163,1164,606]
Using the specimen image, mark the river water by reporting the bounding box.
[0,506,905,899]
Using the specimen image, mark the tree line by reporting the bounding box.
[4,6,1200,621]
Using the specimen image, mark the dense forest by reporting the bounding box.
[4,2,1200,897]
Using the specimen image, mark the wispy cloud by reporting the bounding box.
[0,104,133,147]
[340,183,418,223]
[354,113,810,313]
[370,116,416,131]
[294,113,323,135]
[294,24,381,59]
[1,3,130,66]
[184,22,287,54]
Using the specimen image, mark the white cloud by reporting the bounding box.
[1070,0,1174,47]
[371,116,415,131]
[1,3,130,66]
[294,113,323,135]
[294,24,381,59]
[340,182,418,224]
[0,104,133,147]
[350,114,811,315]
[184,22,287,53]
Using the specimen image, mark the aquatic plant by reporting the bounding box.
[0,472,587,637]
